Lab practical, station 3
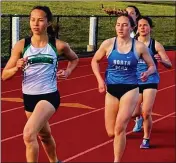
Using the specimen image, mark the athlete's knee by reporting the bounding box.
[23,127,37,144]
[114,124,126,136]
[142,111,151,120]
[107,130,115,138]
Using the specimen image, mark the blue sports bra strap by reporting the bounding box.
[150,38,158,66]
[113,37,117,50]
[151,38,157,54]
[148,38,152,49]
[131,38,134,52]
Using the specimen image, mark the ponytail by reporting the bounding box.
[47,23,60,38]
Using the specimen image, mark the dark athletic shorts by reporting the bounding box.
[23,90,60,112]
[139,83,158,94]
[107,84,138,100]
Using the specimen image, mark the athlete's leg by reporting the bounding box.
[105,92,120,138]
[132,94,143,132]
[113,88,139,162]
[142,89,157,139]
[23,100,55,162]
[38,122,58,162]
[132,94,143,118]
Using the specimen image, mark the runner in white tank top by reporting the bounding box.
[2,6,79,163]
[22,37,58,95]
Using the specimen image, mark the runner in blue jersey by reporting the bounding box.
[131,16,172,148]
[2,6,79,163]
[91,14,156,162]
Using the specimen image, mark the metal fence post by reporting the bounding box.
[87,16,98,52]
[12,15,19,48]
[9,15,12,54]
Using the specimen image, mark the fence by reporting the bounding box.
[1,14,176,63]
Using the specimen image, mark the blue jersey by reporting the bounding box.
[105,38,139,85]
[137,38,160,84]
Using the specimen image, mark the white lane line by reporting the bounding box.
[1,106,24,113]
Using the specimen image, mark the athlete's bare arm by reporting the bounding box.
[2,39,25,80]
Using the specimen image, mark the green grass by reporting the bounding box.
[2,1,175,16]
[1,1,176,59]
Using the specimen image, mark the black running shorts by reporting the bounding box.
[23,90,60,112]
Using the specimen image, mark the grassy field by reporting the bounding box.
[2,1,175,15]
[1,1,176,60]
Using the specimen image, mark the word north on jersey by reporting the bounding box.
[113,59,131,70]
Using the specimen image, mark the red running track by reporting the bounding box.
[1,51,175,162]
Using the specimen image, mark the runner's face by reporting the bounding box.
[116,16,132,38]
[138,19,151,36]
[126,7,137,23]
[30,9,49,35]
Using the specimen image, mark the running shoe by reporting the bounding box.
[140,138,150,149]
[133,116,143,132]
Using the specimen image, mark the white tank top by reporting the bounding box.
[22,38,58,95]
[130,31,135,38]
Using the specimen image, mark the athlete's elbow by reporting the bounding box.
[75,57,79,64]
[167,63,172,69]
[91,59,97,69]
[1,74,7,81]
[2,71,11,81]
[91,57,99,65]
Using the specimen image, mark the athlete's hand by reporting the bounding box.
[98,80,106,93]
[154,54,162,62]
[57,69,71,79]
[140,71,149,82]
[16,57,28,70]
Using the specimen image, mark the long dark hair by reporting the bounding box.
[126,5,142,33]
[30,6,59,38]
[127,5,141,22]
